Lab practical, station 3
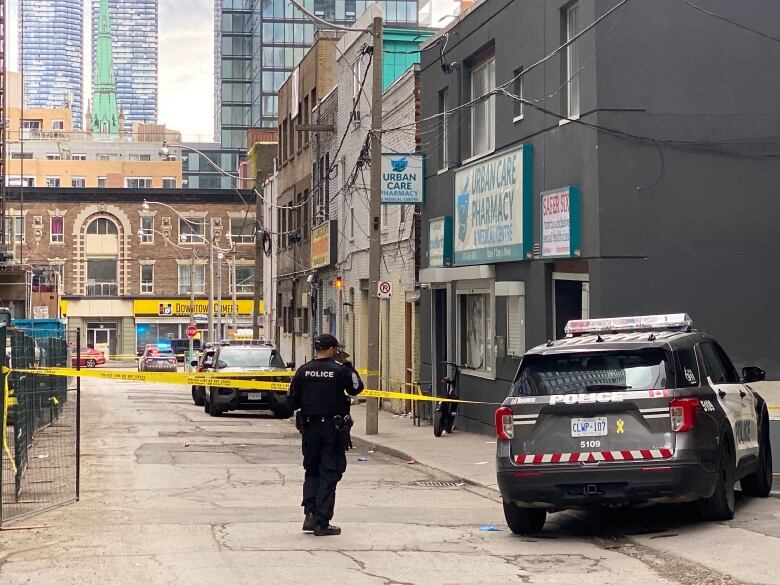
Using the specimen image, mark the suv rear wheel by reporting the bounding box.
[503,501,546,535]
[208,388,223,417]
[192,387,205,407]
[697,438,735,521]
[741,408,773,497]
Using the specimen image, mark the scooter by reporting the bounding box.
[434,361,467,437]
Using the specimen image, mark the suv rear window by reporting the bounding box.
[511,349,672,397]
[218,347,286,368]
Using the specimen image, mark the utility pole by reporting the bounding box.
[253,188,263,339]
[366,15,383,435]
[208,218,215,342]
[231,252,238,328]
[217,254,223,341]
[189,248,196,370]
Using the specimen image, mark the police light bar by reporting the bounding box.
[565,313,693,336]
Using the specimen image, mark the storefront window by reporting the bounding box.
[458,291,493,374]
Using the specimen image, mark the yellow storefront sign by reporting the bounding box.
[133,299,263,317]
[311,220,335,269]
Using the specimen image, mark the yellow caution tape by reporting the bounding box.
[3,366,493,405]
[11,368,290,392]
[2,370,17,474]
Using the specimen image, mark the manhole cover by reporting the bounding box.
[413,480,465,488]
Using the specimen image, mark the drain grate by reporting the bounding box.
[413,480,465,488]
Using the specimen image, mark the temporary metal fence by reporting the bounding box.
[0,325,81,525]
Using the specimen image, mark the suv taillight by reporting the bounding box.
[669,398,700,432]
[495,407,514,440]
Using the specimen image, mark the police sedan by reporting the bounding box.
[496,314,773,534]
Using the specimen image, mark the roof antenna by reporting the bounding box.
[546,340,554,347]
[648,333,656,341]
[596,334,604,343]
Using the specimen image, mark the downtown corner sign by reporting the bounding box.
[453,144,533,265]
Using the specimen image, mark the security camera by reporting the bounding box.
[307,274,315,284]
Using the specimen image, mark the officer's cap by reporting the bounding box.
[314,334,341,351]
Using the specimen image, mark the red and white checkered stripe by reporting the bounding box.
[514,448,673,465]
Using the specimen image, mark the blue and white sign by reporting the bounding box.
[428,216,452,267]
[381,153,424,204]
[453,144,533,265]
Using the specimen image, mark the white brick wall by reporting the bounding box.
[332,12,420,412]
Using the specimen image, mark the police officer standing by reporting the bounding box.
[288,334,364,536]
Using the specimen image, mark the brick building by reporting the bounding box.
[4,188,258,356]
[275,31,341,366]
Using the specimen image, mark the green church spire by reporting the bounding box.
[92,0,120,135]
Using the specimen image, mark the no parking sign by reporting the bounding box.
[377,281,392,299]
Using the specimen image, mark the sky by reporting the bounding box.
[8,1,454,141]
[9,0,215,141]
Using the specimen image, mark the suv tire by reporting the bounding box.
[503,502,546,535]
[192,387,205,407]
[698,438,735,521]
[741,408,773,497]
[208,388,223,417]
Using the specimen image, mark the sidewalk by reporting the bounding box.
[349,404,499,490]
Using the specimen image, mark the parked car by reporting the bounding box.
[198,340,294,418]
[495,313,773,535]
[137,345,178,372]
[72,347,106,368]
[170,338,202,362]
[191,342,219,406]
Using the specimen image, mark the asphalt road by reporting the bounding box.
[0,378,778,584]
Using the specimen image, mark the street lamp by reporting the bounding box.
[141,200,223,344]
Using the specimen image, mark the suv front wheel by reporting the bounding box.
[741,407,773,497]
[503,501,546,535]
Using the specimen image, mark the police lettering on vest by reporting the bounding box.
[288,357,365,417]
[305,371,335,378]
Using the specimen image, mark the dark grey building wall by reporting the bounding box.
[418,0,780,433]
[592,1,780,376]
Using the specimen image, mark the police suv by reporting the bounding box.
[496,314,773,535]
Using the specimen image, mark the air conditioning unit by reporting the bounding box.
[294,317,304,333]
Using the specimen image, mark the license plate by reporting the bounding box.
[247,392,263,401]
[571,417,608,437]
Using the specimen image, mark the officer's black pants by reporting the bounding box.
[301,419,347,526]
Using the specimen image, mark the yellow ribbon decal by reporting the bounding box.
[2,368,17,474]
[616,418,625,434]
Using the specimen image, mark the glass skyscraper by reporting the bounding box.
[215,0,419,176]
[91,0,158,130]
[20,0,85,129]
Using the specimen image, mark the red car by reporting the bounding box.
[72,347,106,368]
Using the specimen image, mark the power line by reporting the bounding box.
[499,88,780,159]
[678,0,780,44]
[381,0,632,136]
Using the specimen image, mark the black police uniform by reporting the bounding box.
[288,355,364,533]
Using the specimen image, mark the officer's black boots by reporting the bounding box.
[313,524,341,536]
[302,514,315,532]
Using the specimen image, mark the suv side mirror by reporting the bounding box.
[286,361,295,369]
[742,366,765,383]
[137,351,143,357]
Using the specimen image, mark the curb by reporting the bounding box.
[350,434,484,489]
